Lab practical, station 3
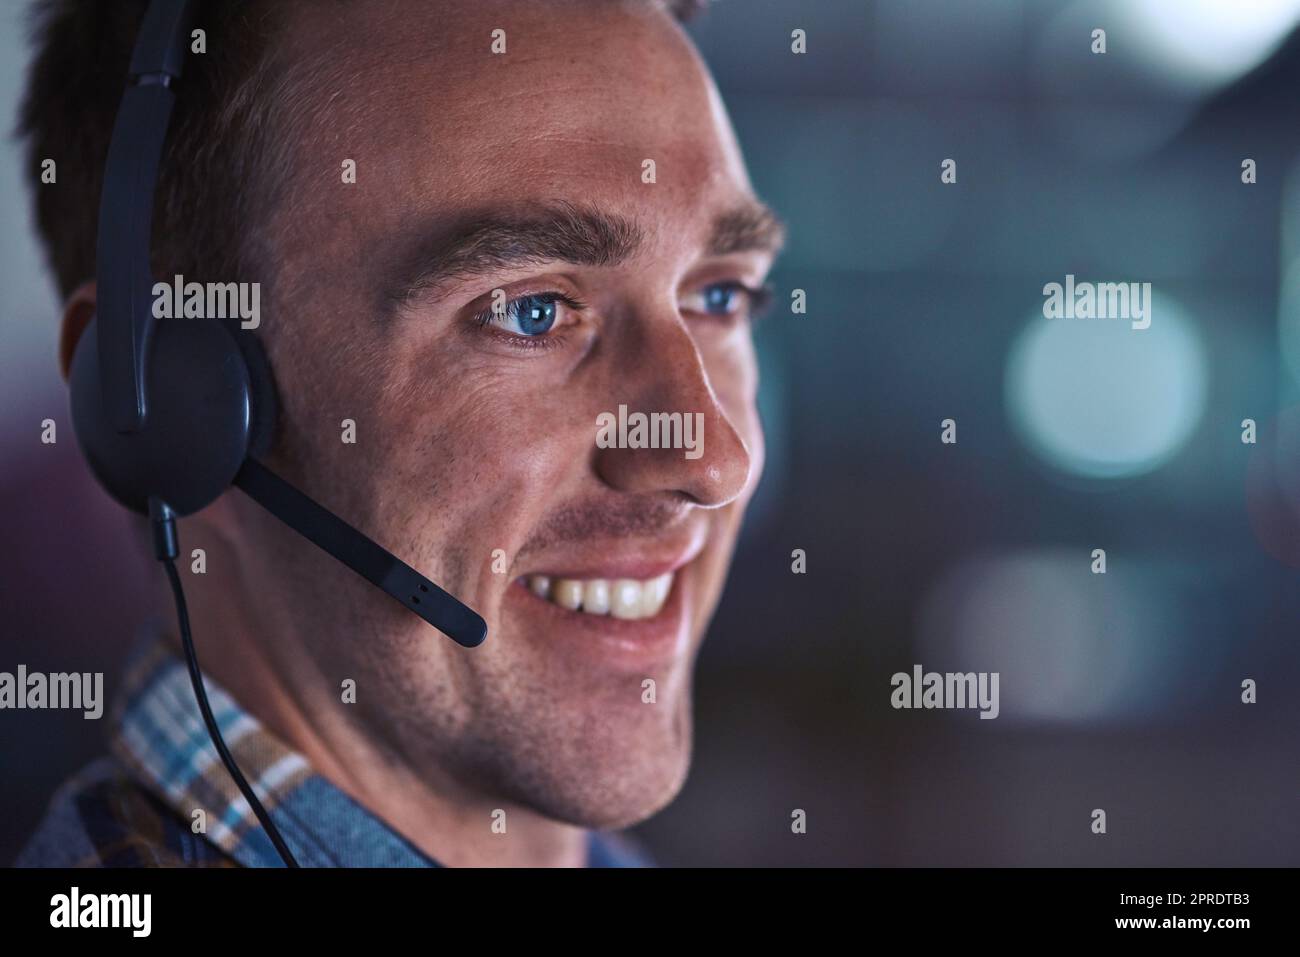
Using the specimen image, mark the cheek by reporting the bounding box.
[703,329,765,475]
[741,402,767,495]
[700,321,760,399]
[264,321,398,513]
[376,355,587,563]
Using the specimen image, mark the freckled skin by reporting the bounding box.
[127,0,772,866]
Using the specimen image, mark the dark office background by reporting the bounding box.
[3,0,1298,866]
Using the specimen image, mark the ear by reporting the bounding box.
[59,281,96,381]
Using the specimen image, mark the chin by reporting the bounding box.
[557,745,693,831]
[506,692,697,831]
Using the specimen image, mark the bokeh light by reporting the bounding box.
[1005,292,1208,479]
[917,548,1197,724]
[1107,0,1300,93]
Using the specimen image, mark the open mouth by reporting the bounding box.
[517,572,673,621]
[504,529,706,666]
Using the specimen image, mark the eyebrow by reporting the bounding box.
[706,201,786,257]
[385,198,785,308]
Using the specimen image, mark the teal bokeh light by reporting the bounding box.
[1005,293,1208,479]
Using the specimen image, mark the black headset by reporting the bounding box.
[68,0,487,867]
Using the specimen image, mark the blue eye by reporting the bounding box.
[685,281,773,319]
[702,283,741,315]
[485,293,561,336]
[507,294,558,335]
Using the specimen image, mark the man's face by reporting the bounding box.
[235,0,779,828]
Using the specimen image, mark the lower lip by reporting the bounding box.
[506,570,692,668]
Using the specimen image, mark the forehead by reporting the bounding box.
[272,0,752,252]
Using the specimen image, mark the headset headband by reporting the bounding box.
[95,0,198,433]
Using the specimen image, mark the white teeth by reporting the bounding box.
[640,573,672,617]
[610,579,643,619]
[551,579,584,610]
[525,572,674,620]
[581,579,611,615]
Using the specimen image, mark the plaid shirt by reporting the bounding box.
[16,630,651,868]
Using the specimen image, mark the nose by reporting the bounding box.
[593,313,752,508]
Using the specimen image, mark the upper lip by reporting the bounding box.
[515,525,708,582]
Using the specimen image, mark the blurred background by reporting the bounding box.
[3,0,1299,866]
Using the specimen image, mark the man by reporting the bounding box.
[16,0,783,867]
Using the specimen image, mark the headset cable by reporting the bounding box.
[150,497,300,867]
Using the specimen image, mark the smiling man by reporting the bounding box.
[16,0,782,868]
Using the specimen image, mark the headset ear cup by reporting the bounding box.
[223,320,279,460]
[70,315,254,515]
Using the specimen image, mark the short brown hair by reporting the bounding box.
[18,0,291,299]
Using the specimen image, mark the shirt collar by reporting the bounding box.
[108,631,439,867]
